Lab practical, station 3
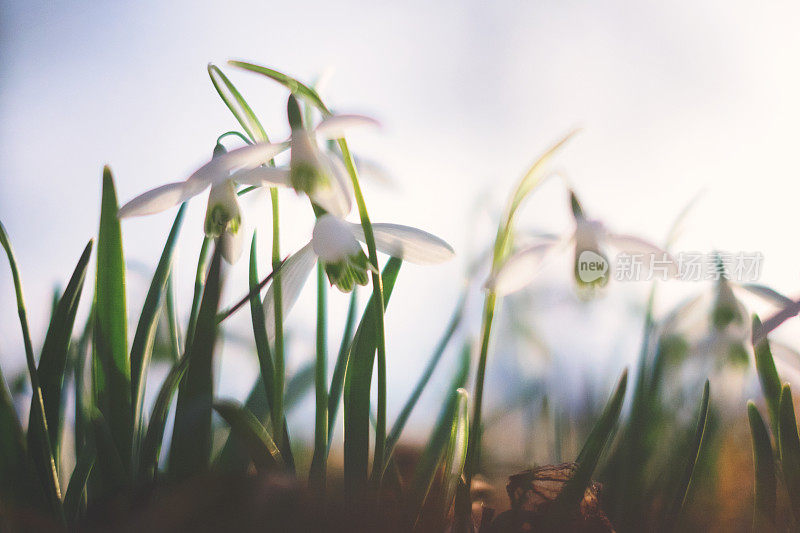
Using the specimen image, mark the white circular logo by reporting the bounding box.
[577,250,608,283]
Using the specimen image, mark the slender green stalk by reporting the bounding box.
[327,288,359,449]
[187,237,211,344]
[0,221,65,524]
[384,294,465,464]
[463,292,496,488]
[310,262,329,489]
[335,137,389,487]
[165,273,182,362]
[269,187,291,465]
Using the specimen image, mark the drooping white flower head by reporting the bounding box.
[262,214,455,339]
[486,189,677,295]
[118,141,289,264]
[281,94,379,217]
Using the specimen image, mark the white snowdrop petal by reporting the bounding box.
[233,167,292,188]
[312,214,362,262]
[485,241,557,295]
[189,142,290,188]
[605,232,678,277]
[118,181,195,218]
[314,114,380,140]
[349,222,455,265]
[307,155,352,217]
[263,244,318,341]
[220,226,245,264]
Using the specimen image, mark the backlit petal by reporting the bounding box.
[263,243,318,340]
[349,222,455,265]
[485,241,558,295]
[118,181,197,218]
[314,114,380,140]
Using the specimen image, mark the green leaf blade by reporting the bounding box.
[343,257,402,497]
[213,400,282,473]
[754,315,782,435]
[130,204,186,466]
[93,166,132,476]
[748,401,776,530]
[168,244,223,479]
[34,239,93,463]
[778,384,800,522]
[663,379,710,531]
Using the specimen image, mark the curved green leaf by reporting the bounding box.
[779,384,800,522]
[168,245,223,479]
[754,315,782,436]
[213,400,282,473]
[385,295,465,463]
[130,204,186,466]
[208,64,268,142]
[34,239,92,465]
[748,401,776,531]
[555,368,628,513]
[63,443,95,525]
[93,166,132,476]
[663,379,710,531]
[229,61,329,115]
[409,345,470,525]
[343,257,402,496]
[0,220,64,522]
[327,288,359,448]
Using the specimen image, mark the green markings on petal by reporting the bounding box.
[204,180,242,238]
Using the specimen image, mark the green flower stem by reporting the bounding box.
[310,262,329,489]
[186,237,211,344]
[337,138,389,487]
[463,291,496,488]
[269,187,290,462]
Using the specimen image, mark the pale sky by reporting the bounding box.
[3,0,800,438]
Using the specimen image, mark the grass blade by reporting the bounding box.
[327,288,359,448]
[748,401,776,531]
[0,220,64,523]
[310,262,328,488]
[779,384,800,522]
[208,63,268,142]
[754,315,782,436]
[63,443,95,525]
[248,233,275,422]
[213,400,282,473]
[343,257,402,497]
[229,61,329,114]
[33,239,92,466]
[662,379,710,531]
[168,244,223,479]
[92,166,132,477]
[554,368,628,513]
[409,345,470,525]
[440,388,470,519]
[385,295,465,463]
[130,204,186,467]
[0,362,36,507]
[90,409,126,497]
[138,349,189,481]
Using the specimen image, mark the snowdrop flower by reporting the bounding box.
[486,190,676,295]
[285,94,378,216]
[263,214,455,338]
[118,141,289,263]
